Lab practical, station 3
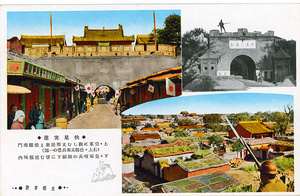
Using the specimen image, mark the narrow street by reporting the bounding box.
[67,104,121,129]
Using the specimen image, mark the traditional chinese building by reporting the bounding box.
[7,36,23,54]
[20,35,66,48]
[228,121,274,139]
[134,139,195,179]
[73,25,135,46]
[130,133,161,143]
[7,60,82,128]
[119,66,182,111]
[136,35,155,45]
[163,155,230,182]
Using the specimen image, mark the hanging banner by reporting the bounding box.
[85,83,91,94]
[74,85,80,91]
[91,83,97,91]
[148,84,155,93]
[166,77,176,96]
[115,90,120,98]
[130,89,135,95]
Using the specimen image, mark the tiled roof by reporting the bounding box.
[180,111,189,114]
[238,121,274,134]
[193,132,206,137]
[190,113,198,116]
[73,25,135,43]
[119,66,181,90]
[147,139,192,149]
[260,146,271,150]
[136,35,154,44]
[146,139,195,158]
[131,133,161,141]
[121,118,133,122]
[133,118,146,121]
[262,122,276,130]
[162,128,173,132]
[179,126,197,129]
[20,35,65,47]
[142,127,161,131]
[179,155,228,172]
[122,128,134,132]
[247,137,276,146]
[272,141,294,147]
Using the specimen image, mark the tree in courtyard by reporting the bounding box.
[207,135,223,146]
[274,112,290,136]
[251,112,268,122]
[284,104,294,123]
[232,141,244,151]
[151,13,181,45]
[144,123,152,128]
[129,122,138,130]
[203,114,222,129]
[229,112,251,124]
[178,118,195,126]
[173,127,189,137]
[182,28,209,69]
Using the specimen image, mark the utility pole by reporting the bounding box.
[153,11,157,51]
[50,12,53,48]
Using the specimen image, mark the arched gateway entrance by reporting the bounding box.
[95,85,115,103]
[230,55,256,80]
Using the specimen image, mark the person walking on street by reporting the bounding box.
[26,101,38,129]
[11,110,25,129]
[116,103,121,116]
[7,104,17,129]
[33,102,45,129]
[257,160,287,192]
[68,102,74,119]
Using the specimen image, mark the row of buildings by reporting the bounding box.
[7,59,84,128]
[122,113,294,193]
[7,25,179,58]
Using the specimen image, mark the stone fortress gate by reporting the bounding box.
[196,28,291,83]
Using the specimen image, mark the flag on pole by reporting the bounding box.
[91,83,96,91]
[91,91,95,97]
[148,84,154,93]
[166,77,176,96]
[85,83,91,94]
[74,85,79,91]
[115,90,120,98]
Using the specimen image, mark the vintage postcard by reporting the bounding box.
[1,3,299,196]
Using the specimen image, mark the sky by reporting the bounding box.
[7,9,180,46]
[181,4,300,41]
[122,93,293,115]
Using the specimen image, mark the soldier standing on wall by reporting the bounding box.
[218,19,226,33]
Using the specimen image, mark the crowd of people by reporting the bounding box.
[7,101,45,130]
[8,96,120,129]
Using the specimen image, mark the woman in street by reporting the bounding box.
[11,110,25,129]
[33,102,45,129]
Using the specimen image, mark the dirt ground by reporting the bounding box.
[67,104,121,129]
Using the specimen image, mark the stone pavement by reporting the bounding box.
[67,104,121,129]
